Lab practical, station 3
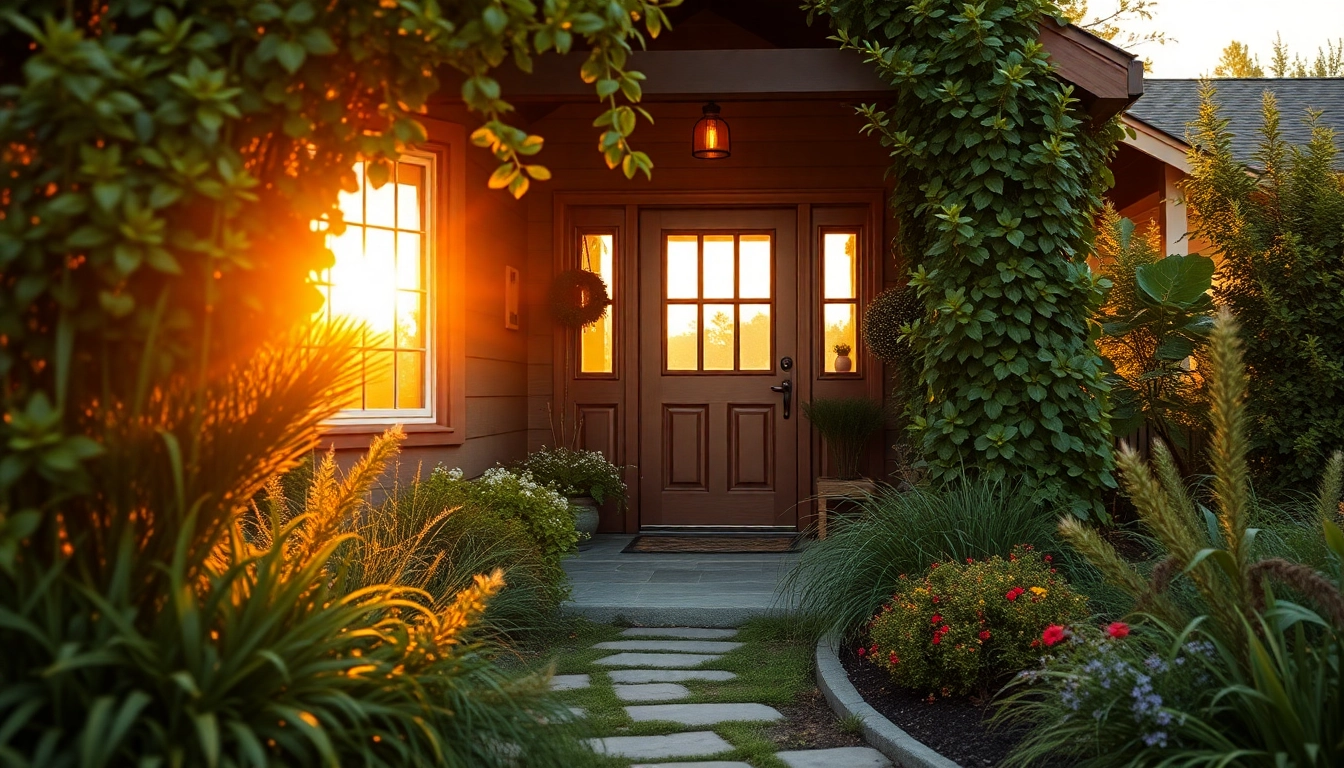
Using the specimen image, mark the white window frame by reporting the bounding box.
[324,151,438,427]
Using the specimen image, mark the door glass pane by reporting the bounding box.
[740,304,772,370]
[667,236,699,299]
[739,235,771,299]
[703,304,735,371]
[824,303,857,373]
[824,232,857,299]
[702,235,735,299]
[667,304,699,370]
[580,233,615,374]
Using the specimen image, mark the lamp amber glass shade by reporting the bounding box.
[692,102,730,159]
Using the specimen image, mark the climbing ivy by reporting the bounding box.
[807,0,1122,518]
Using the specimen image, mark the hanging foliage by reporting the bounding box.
[808,0,1122,518]
[549,269,612,328]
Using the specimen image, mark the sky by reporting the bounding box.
[1087,0,1344,78]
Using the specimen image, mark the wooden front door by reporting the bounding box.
[638,209,799,528]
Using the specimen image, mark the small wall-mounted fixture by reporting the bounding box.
[504,266,520,329]
[692,102,730,159]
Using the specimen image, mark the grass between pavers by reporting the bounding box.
[536,616,824,768]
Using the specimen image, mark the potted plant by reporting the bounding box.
[518,447,626,548]
[801,397,884,479]
[832,342,853,372]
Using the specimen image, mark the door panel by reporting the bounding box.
[639,209,798,528]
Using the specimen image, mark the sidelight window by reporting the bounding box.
[822,231,859,374]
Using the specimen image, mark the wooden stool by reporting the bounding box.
[815,478,877,539]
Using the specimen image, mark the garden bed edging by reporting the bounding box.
[814,633,960,768]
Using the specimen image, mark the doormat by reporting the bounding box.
[622,535,802,554]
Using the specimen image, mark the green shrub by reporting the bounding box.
[518,447,627,506]
[999,310,1344,766]
[809,0,1121,518]
[862,285,922,365]
[1094,207,1213,471]
[783,477,1059,635]
[429,466,578,565]
[316,465,570,642]
[801,397,885,479]
[863,546,1089,696]
[1185,83,1344,489]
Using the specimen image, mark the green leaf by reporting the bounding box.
[487,164,517,190]
[275,41,306,74]
[1136,254,1215,307]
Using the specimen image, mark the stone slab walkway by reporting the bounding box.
[563,535,800,626]
[572,626,893,767]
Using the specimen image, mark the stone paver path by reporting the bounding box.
[607,669,736,684]
[573,626,893,767]
[594,652,722,668]
[614,683,691,702]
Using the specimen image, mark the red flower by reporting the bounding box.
[930,562,939,569]
[889,651,899,665]
[966,557,974,564]
[931,634,941,645]
[931,595,940,604]
[930,614,943,624]
[938,625,950,635]
[979,630,991,641]
[1044,555,1053,562]
[1005,587,1025,601]
[857,646,866,657]
[1106,621,1130,639]
[1042,624,1067,647]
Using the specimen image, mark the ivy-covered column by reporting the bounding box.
[810,0,1120,517]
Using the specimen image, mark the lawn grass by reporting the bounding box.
[532,616,826,767]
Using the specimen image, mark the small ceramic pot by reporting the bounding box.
[834,353,853,373]
[569,496,600,549]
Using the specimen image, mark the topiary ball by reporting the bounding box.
[549,269,611,328]
[863,286,922,363]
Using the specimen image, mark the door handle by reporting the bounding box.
[770,379,792,420]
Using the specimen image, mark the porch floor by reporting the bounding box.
[561,535,803,628]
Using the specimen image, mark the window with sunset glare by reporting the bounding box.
[822,232,859,374]
[312,155,435,422]
[579,233,615,375]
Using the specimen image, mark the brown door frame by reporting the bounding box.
[553,190,884,533]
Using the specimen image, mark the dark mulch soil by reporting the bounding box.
[840,645,1027,767]
[765,687,868,751]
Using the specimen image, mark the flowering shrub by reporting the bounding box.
[430,467,578,564]
[863,546,1089,696]
[518,447,627,506]
[998,622,1239,764]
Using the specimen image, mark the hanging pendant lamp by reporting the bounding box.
[691,102,730,159]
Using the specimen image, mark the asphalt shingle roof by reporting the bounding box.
[1127,78,1344,166]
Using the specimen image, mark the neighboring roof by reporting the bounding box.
[1127,78,1344,165]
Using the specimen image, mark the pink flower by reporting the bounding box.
[1042,624,1067,647]
[1106,621,1130,639]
